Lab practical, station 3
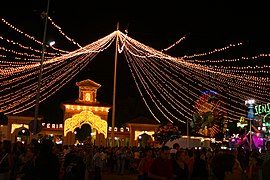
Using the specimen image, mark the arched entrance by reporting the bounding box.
[138,133,152,147]
[135,130,155,147]
[15,127,30,144]
[64,111,107,146]
[74,124,92,144]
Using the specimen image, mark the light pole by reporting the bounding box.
[186,119,189,149]
[111,22,119,147]
[32,0,50,137]
[245,99,255,151]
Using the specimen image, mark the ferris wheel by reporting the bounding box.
[191,90,228,138]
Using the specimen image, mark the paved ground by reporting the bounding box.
[102,170,138,180]
[103,173,138,180]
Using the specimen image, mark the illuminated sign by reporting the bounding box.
[237,116,248,128]
[42,123,63,129]
[255,103,270,115]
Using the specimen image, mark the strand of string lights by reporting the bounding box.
[0,46,55,60]
[1,29,269,126]
[0,31,116,78]
[121,41,245,121]
[1,31,116,92]
[117,31,267,87]
[161,32,189,52]
[118,32,192,123]
[1,31,117,114]
[48,16,82,48]
[119,31,264,90]
[207,64,270,73]
[1,18,69,54]
[123,42,237,122]
[181,41,245,59]
[128,49,193,118]
[186,54,270,64]
[182,57,270,79]
[8,53,90,114]
[118,32,234,122]
[0,35,61,58]
[117,31,268,123]
[181,62,268,99]
[0,57,52,68]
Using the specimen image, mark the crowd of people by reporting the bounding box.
[1,139,270,180]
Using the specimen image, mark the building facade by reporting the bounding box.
[1,79,161,147]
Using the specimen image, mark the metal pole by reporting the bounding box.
[187,119,189,149]
[33,0,50,137]
[111,22,119,147]
[250,118,252,151]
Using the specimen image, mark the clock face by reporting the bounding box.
[192,90,228,137]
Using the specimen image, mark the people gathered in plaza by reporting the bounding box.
[2,139,270,180]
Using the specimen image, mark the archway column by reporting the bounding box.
[64,132,76,145]
[129,127,135,146]
[95,131,100,146]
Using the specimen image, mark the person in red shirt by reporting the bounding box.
[148,146,173,180]
[137,148,154,180]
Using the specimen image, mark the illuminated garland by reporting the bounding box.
[161,33,189,52]
[181,41,245,59]
[48,16,82,48]
[118,31,268,124]
[1,29,269,129]
[1,31,117,114]
[0,35,61,57]
[1,18,69,54]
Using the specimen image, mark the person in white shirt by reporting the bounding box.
[92,148,103,180]
[170,143,180,159]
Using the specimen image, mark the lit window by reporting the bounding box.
[85,93,90,101]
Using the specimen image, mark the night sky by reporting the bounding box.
[1,0,270,127]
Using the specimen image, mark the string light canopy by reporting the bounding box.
[117,31,269,125]
[0,31,117,114]
[1,21,269,129]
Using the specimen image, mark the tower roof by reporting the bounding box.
[76,79,101,89]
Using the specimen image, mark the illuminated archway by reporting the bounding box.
[135,130,155,140]
[64,111,107,138]
[11,124,29,134]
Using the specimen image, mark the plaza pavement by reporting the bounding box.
[102,170,138,180]
[103,173,138,180]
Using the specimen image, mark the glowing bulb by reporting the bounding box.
[49,41,55,46]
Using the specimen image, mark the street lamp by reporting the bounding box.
[49,40,55,46]
[245,99,255,151]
